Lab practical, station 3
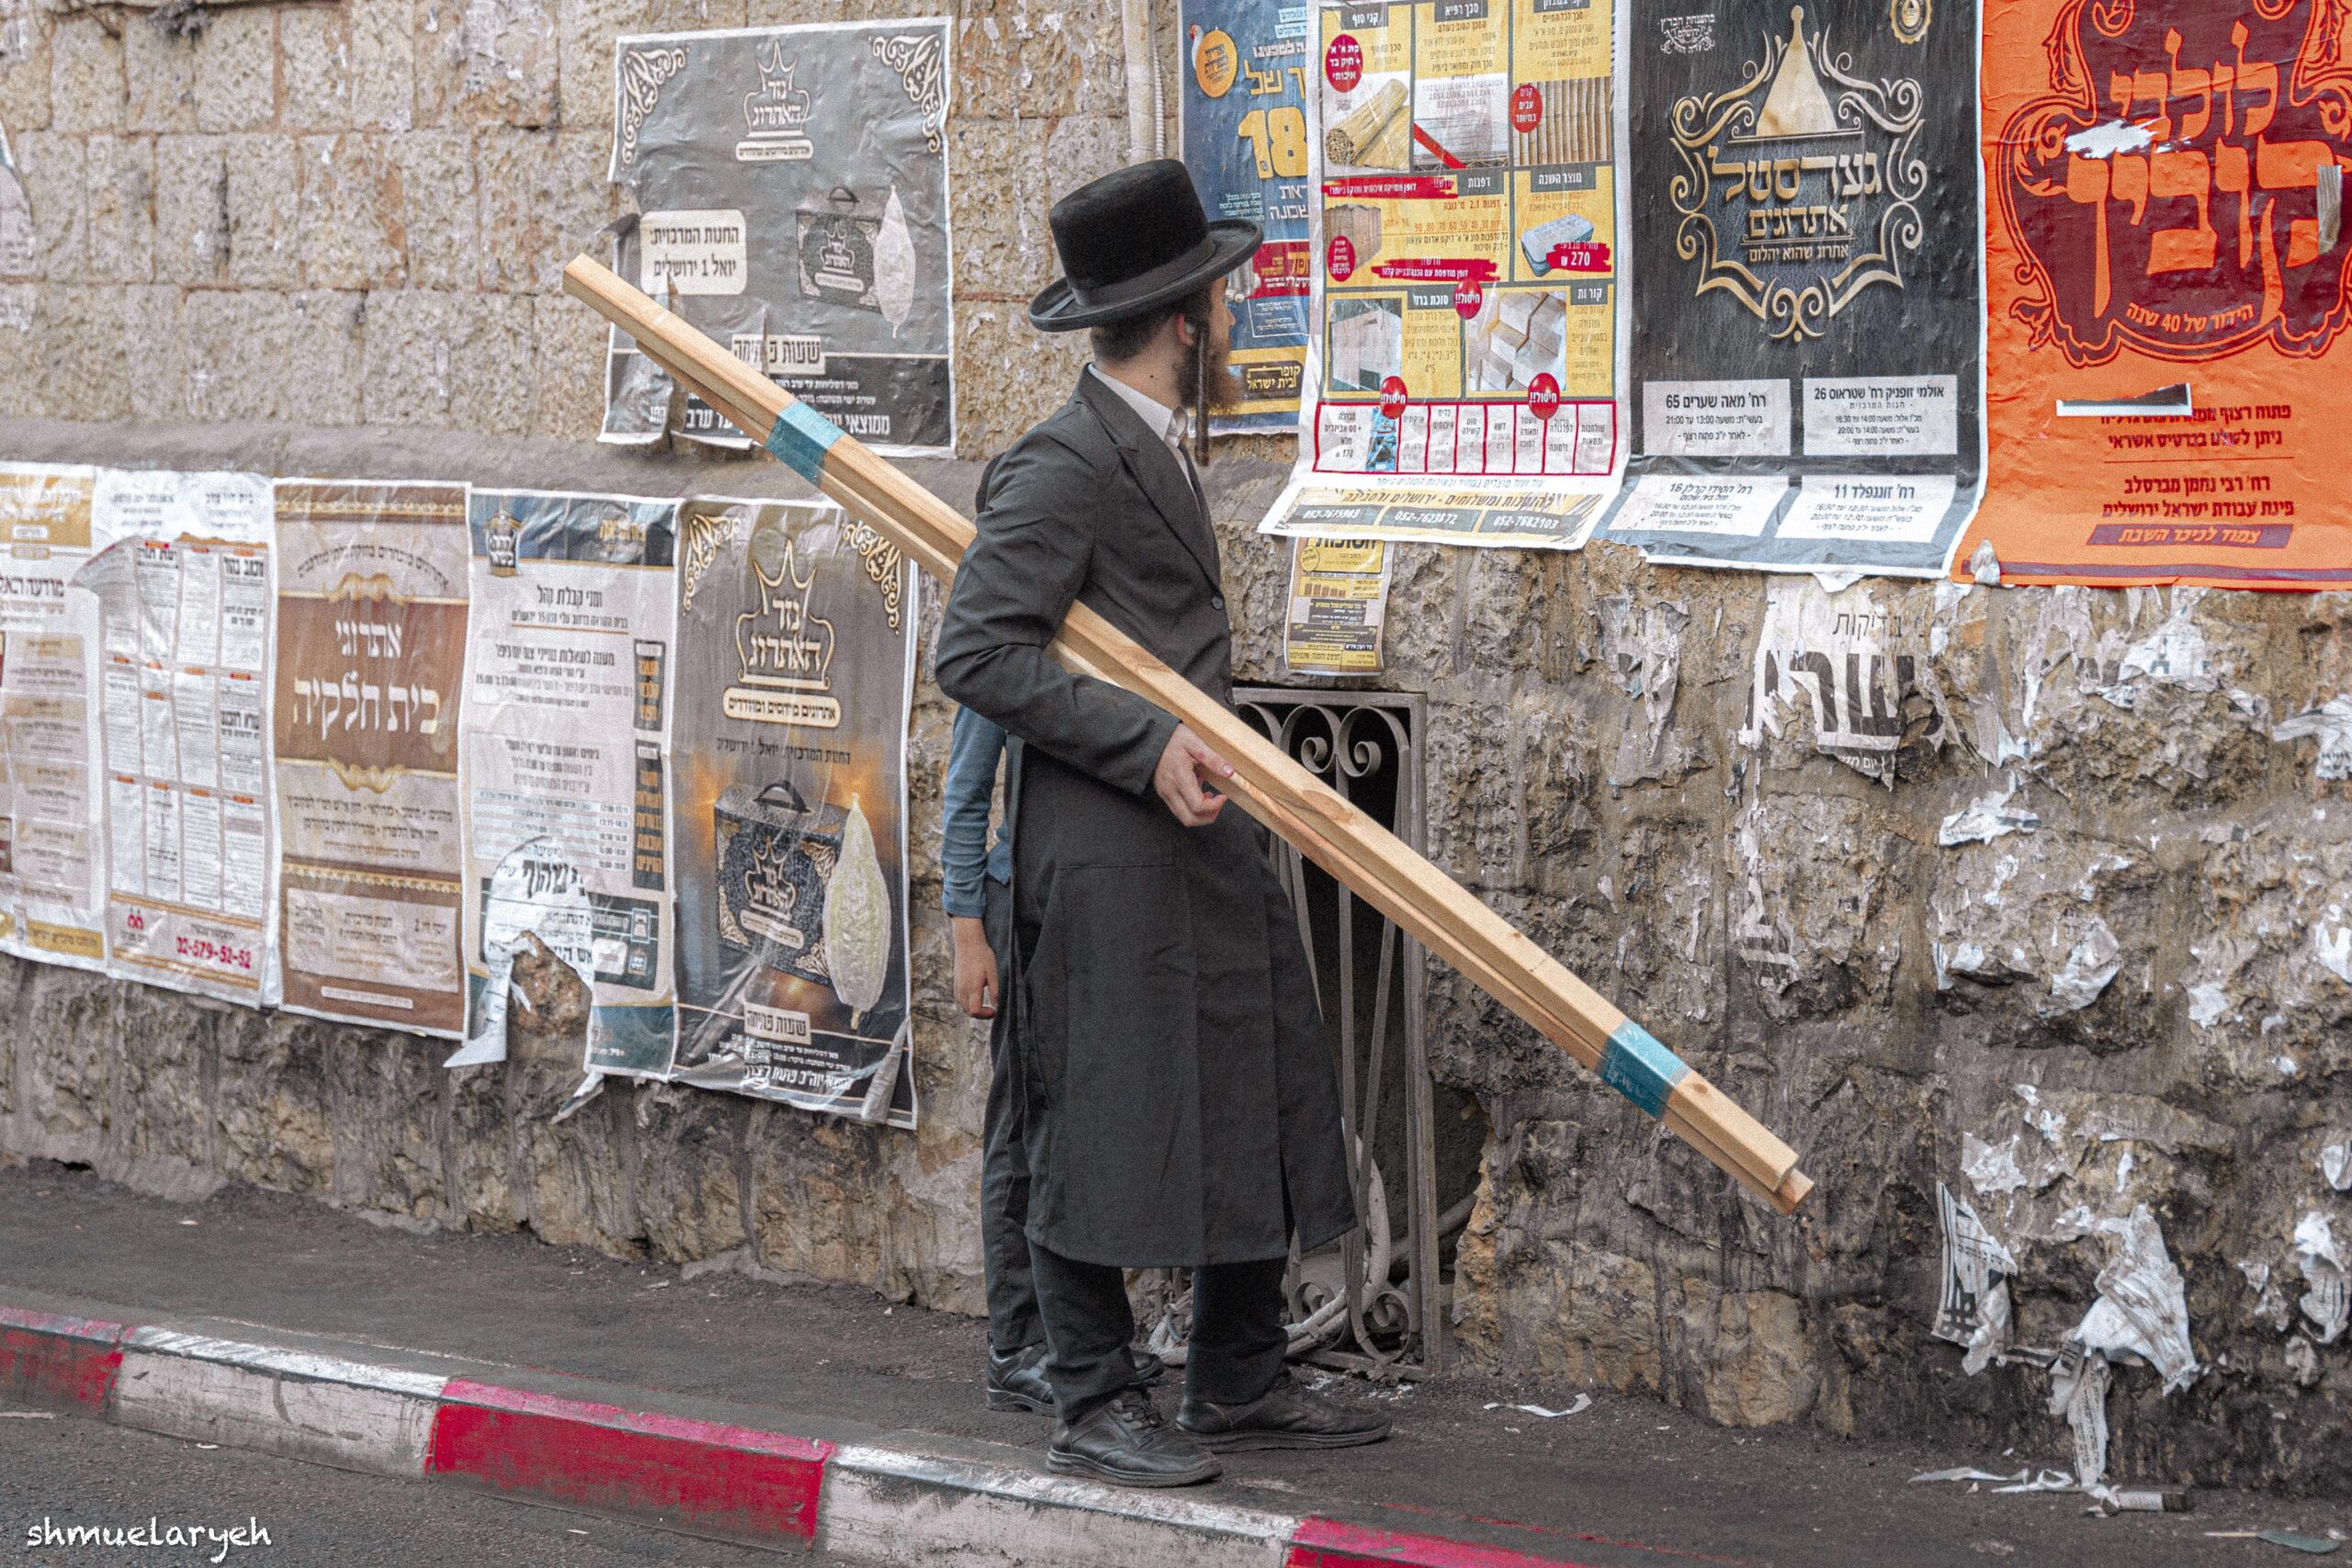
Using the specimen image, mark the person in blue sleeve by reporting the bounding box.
[944,694,1163,1413]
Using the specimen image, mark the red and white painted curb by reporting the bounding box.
[0,1298,1634,1567]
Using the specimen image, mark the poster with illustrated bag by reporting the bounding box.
[1955,0,2352,587]
[448,490,682,1078]
[272,480,471,1038]
[85,469,277,1005]
[1257,0,1632,547]
[1182,0,1316,432]
[603,19,954,457]
[0,464,113,970]
[1594,0,1985,575]
[667,497,916,1129]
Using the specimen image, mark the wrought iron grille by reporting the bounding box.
[1234,686,1441,1378]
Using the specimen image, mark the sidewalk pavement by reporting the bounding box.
[0,1161,2335,1566]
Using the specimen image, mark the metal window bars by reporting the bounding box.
[1235,686,1442,1379]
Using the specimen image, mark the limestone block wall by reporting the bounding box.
[3,0,2352,1497]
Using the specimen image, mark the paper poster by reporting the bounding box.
[1595,0,1985,575]
[0,120,32,332]
[1182,0,1315,432]
[85,470,277,1004]
[667,498,917,1128]
[604,19,955,456]
[0,464,111,969]
[1257,0,1631,548]
[452,490,681,1076]
[1283,536,1392,674]
[271,480,471,1037]
[1958,0,2352,587]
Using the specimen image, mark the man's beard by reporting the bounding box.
[1182,331,1244,416]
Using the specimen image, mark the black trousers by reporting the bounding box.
[979,877,1045,1357]
[1031,1245,1289,1426]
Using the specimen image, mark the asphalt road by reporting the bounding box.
[0,1408,820,1567]
[3,1162,2346,1566]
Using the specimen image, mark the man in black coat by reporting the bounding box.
[934,160,1389,1486]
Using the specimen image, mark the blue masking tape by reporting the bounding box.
[1599,1018,1690,1120]
[764,400,842,482]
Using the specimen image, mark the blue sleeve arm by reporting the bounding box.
[940,705,1005,919]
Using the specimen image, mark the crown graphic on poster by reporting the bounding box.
[1739,8,1857,143]
[484,505,522,577]
[738,39,815,163]
[725,533,842,728]
[1668,5,1927,340]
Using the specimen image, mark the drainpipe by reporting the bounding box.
[1121,0,1164,165]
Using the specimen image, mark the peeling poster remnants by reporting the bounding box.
[1935,1182,2018,1376]
[1741,577,1943,782]
[443,835,599,1069]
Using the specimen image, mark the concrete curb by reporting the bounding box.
[0,1296,1647,1567]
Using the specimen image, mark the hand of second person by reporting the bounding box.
[950,914,998,1019]
[1154,723,1233,828]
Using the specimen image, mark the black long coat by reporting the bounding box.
[934,370,1357,1268]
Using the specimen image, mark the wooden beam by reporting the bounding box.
[562,256,1814,1214]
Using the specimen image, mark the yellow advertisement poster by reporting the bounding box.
[1283,537,1393,675]
[1260,0,1627,548]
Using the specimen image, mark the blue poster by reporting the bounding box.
[1182,0,1313,434]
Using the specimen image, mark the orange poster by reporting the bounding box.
[1963,0,2352,587]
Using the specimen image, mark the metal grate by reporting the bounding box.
[1234,686,1441,1378]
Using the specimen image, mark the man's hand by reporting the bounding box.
[951,915,998,1019]
[1154,723,1234,828]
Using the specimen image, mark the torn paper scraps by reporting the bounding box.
[2274,695,2352,781]
[2057,1204,2199,1393]
[444,837,599,1070]
[2048,1343,2112,1495]
[2295,1212,2348,1345]
[1935,1183,2018,1375]
[1939,774,2041,847]
[2323,1140,2352,1193]
[1482,1396,1591,1419]
[2043,918,2122,1016]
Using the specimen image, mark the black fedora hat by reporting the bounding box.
[1028,160,1262,333]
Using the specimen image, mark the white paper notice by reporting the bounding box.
[1641,379,1792,457]
[175,544,222,667]
[1802,376,1961,457]
[1611,474,1790,536]
[639,209,750,298]
[1778,474,1959,544]
[89,468,276,1004]
[218,551,267,671]
[172,669,219,790]
[106,775,142,897]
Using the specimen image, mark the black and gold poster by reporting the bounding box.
[667,497,916,1128]
[1599,0,1984,573]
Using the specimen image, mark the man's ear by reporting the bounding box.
[1171,311,1196,350]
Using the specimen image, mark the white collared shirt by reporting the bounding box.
[1088,364,1190,461]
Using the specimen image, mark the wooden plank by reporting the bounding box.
[563,257,1811,1212]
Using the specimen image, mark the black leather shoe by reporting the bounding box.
[986,1345,1055,1413]
[1178,1369,1392,1451]
[990,1345,1162,1412]
[1048,1389,1223,1487]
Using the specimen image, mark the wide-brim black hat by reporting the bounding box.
[1029,160,1262,333]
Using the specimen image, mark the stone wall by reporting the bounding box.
[4,0,2352,1497]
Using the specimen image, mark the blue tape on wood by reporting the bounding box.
[1599,1018,1689,1119]
[764,400,841,482]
